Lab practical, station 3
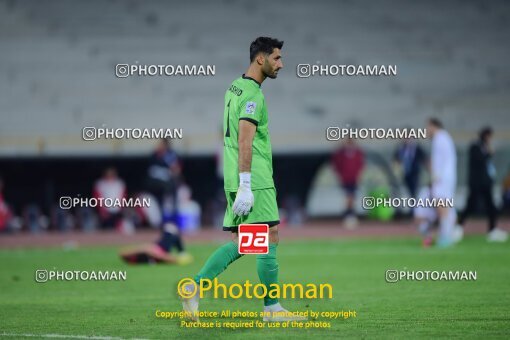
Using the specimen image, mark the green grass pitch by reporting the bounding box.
[1,235,509,339]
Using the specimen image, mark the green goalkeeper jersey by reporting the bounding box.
[223,75,275,191]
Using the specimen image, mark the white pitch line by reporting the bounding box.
[0,333,148,340]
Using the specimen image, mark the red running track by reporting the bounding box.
[0,219,507,249]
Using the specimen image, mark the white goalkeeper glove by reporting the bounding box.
[232,172,254,216]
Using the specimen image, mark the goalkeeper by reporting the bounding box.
[181,37,305,323]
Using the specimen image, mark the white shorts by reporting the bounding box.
[431,179,455,200]
[414,186,436,222]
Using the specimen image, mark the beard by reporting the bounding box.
[264,69,279,79]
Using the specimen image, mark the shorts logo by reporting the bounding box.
[238,224,269,254]
[245,101,256,114]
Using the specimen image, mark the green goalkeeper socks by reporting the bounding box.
[193,241,279,307]
[257,243,279,306]
[194,241,242,284]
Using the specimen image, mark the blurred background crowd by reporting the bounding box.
[2,127,510,236]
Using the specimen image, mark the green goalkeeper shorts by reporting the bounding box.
[222,188,280,232]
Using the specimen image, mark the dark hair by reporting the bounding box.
[428,117,443,128]
[250,37,284,62]
[479,126,493,141]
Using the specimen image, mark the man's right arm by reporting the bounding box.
[232,119,257,216]
[238,120,256,173]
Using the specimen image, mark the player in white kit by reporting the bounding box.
[427,118,460,247]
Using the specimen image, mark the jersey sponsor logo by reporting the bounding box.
[245,101,256,114]
[238,224,269,254]
[228,85,243,96]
